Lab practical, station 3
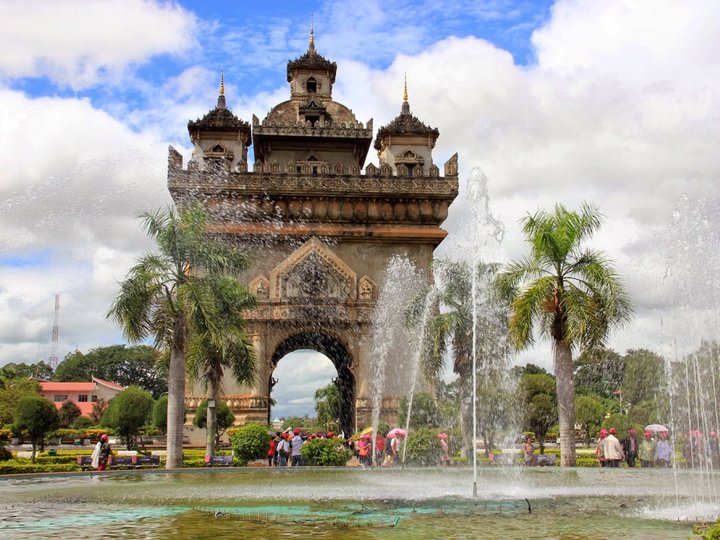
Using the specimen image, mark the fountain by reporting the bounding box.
[2,173,719,539]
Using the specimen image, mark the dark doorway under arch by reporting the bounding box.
[270,332,355,436]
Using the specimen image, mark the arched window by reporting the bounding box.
[307,77,317,93]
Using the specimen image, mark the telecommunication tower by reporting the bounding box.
[49,293,60,370]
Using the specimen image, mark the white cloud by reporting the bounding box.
[0,0,198,89]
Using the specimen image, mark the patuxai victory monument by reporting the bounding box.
[167,30,458,438]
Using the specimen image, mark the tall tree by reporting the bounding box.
[107,204,252,468]
[54,345,168,398]
[497,203,632,466]
[520,373,557,454]
[0,361,53,380]
[185,275,256,459]
[101,386,154,450]
[14,396,59,462]
[314,382,340,432]
[412,259,509,454]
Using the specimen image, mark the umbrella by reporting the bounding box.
[387,428,407,438]
[645,424,669,433]
[359,426,374,437]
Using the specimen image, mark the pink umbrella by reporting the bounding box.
[387,428,407,438]
[645,424,669,433]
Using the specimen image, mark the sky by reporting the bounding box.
[1,0,719,418]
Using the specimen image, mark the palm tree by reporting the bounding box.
[496,202,632,466]
[412,259,507,453]
[108,204,252,469]
[186,276,256,459]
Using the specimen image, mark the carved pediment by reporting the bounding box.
[249,276,270,301]
[270,238,357,303]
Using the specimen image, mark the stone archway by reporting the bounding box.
[270,332,355,436]
[170,40,458,439]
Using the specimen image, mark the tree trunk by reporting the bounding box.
[554,339,576,466]
[206,381,217,459]
[166,316,186,469]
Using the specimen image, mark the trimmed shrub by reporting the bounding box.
[230,423,269,466]
[0,461,78,475]
[301,438,352,466]
[404,428,442,466]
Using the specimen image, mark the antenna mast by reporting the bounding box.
[49,293,60,370]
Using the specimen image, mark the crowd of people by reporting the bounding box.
[266,428,452,467]
[594,427,720,468]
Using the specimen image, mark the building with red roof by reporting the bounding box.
[39,377,124,417]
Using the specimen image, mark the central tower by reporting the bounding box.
[168,31,458,437]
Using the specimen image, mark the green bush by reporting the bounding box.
[230,423,269,466]
[301,438,352,466]
[72,417,95,430]
[0,461,79,475]
[404,428,442,466]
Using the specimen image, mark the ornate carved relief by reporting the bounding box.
[249,276,270,300]
[358,275,376,302]
[270,238,357,303]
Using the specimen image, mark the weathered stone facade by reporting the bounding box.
[168,31,458,436]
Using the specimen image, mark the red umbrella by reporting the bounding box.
[387,428,407,438]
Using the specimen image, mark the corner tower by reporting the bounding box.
[168,31,459,438]
[187,72,251,172]
[374,77,440,176]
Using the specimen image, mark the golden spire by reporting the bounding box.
[217,68,227,109]
[309,16,315,53]
[401,73,410,115]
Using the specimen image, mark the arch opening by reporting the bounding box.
[269,332,355,436]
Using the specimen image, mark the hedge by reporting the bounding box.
[0,461,79,475]
[301,438,351,466]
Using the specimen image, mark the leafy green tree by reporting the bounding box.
[185,275,255,460]
[193,399,235,448]
[54,345,167,398]
[107,204,252,468]
[497,203,632,466]
[573,348,625,398]
[0,361,53,380]
[152,395,168,434]
[58,400,82,428]
[314,382,340,432]
[13,396,59,462]
[575,395,605,446]
[520,373,557,454]
[622,349,666,405]
[0,378,41,425]
[398,392,439,429]
[101,387,154,450]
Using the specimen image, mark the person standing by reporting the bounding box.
[267,435,278,467]
[595,429,608,467]
[523,436,536,466]
[276,433,290,467]
[655,431,673,467]
[622,428,639,468]
[91,434,112,471]
[638,431,656,468]
[601,428,625,467]
[439,432,451,466]
[291,428,304,467]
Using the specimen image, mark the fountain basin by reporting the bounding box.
[0,467,713,539]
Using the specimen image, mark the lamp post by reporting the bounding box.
[207,398,216,459]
